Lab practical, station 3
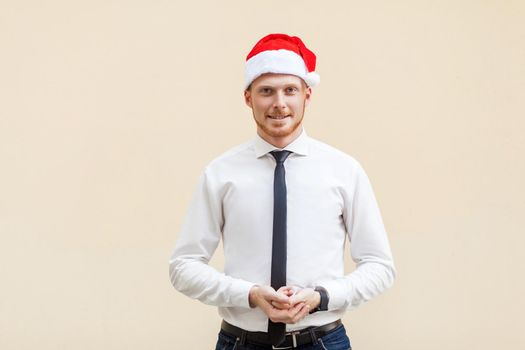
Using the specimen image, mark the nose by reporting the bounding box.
[272,91,287,110]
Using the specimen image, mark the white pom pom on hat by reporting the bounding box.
[244,33,320,89]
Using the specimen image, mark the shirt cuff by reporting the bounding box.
[230,279,257,308]
[317,279,350,311]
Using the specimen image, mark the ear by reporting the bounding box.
[244,89,253,108]
[304,86,312,107]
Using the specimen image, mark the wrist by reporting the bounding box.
[309,286,329,314]
[312,291,321,309]
[248,285,260,308]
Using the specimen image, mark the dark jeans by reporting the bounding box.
[215,323,352,350]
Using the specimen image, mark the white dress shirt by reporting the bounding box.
[169,128,396,332]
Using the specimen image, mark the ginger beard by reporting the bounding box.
[252,100,306,139]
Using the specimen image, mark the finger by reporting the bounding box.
[274,303,308,324]
[277,286,294,297]
[289,296,305,306]
[289,288,313,305]
[287,301,306,319]
[268,307,291,323]
[269,301,303,323]
[271,301,291,309]
[269,291,291,304]
[257,286,286,303]
[292,304,310,323]
[289,294,303,305]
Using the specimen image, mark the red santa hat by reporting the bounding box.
[244,33,320,89]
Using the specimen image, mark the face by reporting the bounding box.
[244,74,312,147]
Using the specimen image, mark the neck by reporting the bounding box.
[257,127,303,149]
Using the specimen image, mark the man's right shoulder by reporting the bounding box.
[203,139,255,173]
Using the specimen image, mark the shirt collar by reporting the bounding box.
[253,128,310,158]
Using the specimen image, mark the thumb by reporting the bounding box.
[277,286,294,296]
[269,290,291,304]
[289,288,310,305]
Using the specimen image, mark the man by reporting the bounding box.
[169,33,396,350]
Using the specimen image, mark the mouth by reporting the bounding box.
[267,114,291,120]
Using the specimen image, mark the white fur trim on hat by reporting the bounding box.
[244,49,320,89]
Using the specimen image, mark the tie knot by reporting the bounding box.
[271,150,292,163]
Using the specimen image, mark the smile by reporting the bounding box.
[267,115,290,120]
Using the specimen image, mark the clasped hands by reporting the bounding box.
[248,285,321,324]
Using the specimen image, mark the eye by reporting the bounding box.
[286,87,298,94]
[259,87,272,95]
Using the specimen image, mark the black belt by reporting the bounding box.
[220,319,342,349]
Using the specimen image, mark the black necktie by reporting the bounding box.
[268,150,292,346]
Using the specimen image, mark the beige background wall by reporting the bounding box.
[1,0,524,349]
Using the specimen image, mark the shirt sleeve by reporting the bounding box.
[317,162,396,311]
[168,168,256,308]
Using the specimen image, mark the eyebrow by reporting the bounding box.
[257,83,301,89]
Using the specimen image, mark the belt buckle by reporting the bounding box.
[272,331,301,349]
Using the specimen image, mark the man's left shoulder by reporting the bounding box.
[307,136,361,168]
